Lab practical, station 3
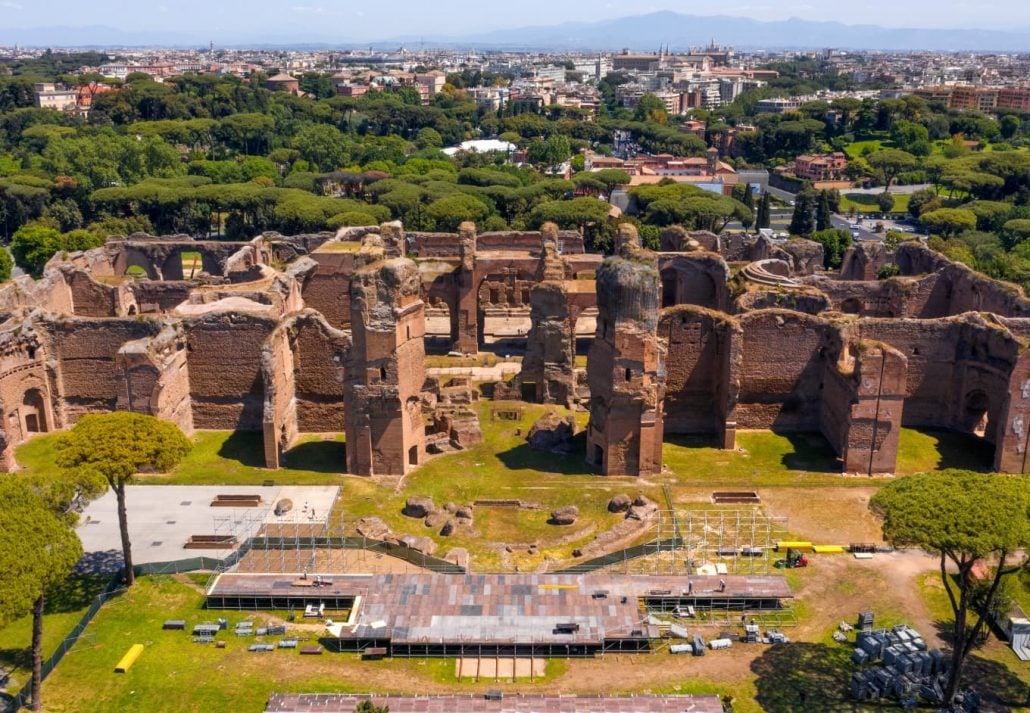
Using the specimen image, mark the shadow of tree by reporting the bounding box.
[751,641,857,712]
[73,549,124,576]
[43,573,110,616]
[281,440,346,473]
[215,431,266,468]
[926,618,1030,710]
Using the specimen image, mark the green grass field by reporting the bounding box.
[839,192,911,215]
[842,139,885,159]
[0,575,110,696]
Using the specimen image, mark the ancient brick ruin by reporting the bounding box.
[3,221,1030,478]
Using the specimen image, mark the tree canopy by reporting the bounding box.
[57,412,191,585]
[870,471,1030,705]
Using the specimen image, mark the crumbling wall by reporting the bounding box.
[184,311,277,430]
[0,317,54,471]
[586,226,665,476]
[657,253,731,311]
[514,224,576,406]
[345,244,427,476]
[261,320,297,468]
[0,273,73,321]
[658,305,741,447]
[115,323,193,435]
[293,312,349,432]
[821,339,907,474]
[736,310,832,430]
[840,242,890,282]
[455,222,479,353]
[59,267,138,318]
[44,316,161,423]
[735,286,832,315]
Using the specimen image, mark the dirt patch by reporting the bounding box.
[758,487,884,545]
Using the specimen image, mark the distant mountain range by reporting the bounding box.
[1,12,1028,52]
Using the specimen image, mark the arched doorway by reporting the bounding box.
[21,388,48,434]
[961,390,990,439]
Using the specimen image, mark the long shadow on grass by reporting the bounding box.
[926,617,1029,709]
[777,432,839,473]
[917,429,994,472]
[751,641,855,712]
[281,440,346,473]
[496,432,592,475]
[216,431,266,467]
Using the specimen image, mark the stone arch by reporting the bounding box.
[20,387,49,434]
[840,297,863,315]
[961,389,990,439]
[160,248,222,281]
[116,248,160,280]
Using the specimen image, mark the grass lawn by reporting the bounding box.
[0,574,111,694]
[16,432,347,487]
[843,139,885,160]
[839,192,911,214]
[337,401,659,571]
[35,576,566,713]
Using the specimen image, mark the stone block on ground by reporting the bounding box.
[399,535,437,556]
[608,494,631,513]
[550,505,579,525]
[526,412,577,453]
[403,496,435,519]
[354,517,392,540]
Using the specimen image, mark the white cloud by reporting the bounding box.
[1,1,24,9]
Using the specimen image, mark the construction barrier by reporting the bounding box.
[114,644,144,673]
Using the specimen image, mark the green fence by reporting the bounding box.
[556,537,685,574]
[13,576,124,710]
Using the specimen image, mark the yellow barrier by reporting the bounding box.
[114,644,144,673]
[812,545,845,554]
[775,541,813,552]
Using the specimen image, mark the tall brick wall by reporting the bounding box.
[586,227,665,477]
[115,325,194,435]
[45,317,161,423]
[345,253,427,476]
[736,311,830,431]
[185,312,276,430]
[658,306,741,446]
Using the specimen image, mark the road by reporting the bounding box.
[831,214,881,242]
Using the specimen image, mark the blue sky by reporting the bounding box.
[0,0,1027,36]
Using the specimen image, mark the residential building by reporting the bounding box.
[793,152,849,182]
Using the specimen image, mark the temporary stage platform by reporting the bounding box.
[207,572,791,657]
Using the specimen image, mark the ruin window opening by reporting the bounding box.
[408,446,418,466]
[27,347,36,360]
[379,366,387,381]
[625,368,632,382]
[406,325,411,340]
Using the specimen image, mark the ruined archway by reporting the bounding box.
[21,388,48,434]
[961,390,990,439]
[840,297,863,315]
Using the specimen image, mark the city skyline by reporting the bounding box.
[1,1,1029,43]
